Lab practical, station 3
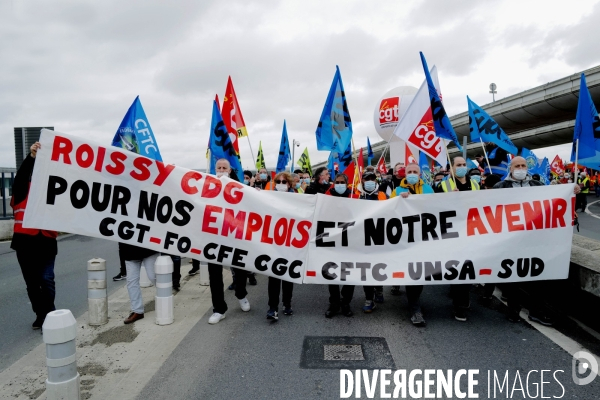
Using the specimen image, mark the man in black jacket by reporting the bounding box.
[493,156,580,326]
[11,142,58,329]
[304,167,331,195]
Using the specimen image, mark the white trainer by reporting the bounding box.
[239,298,251,312]
[208,312,225,324]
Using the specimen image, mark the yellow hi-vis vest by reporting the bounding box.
[440,178,480,192]
[579,176,590,194]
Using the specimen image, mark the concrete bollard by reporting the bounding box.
[139,265,152,287]
[154,256,174,325]
[199,261,209,286]
[43,309,80,400]
[87,258,108,326]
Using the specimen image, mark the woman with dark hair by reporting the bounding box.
[304,167,331,194]
[266,171,296,321]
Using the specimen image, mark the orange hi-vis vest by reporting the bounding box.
[11,186,58,238]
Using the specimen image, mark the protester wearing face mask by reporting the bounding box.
[243,170,255,187]
[254,167,271,190]
[291,173,305,193]
[266,172,295,321]
[325,173,358,198]
[322,173,358,318]
[432,172,445,189]
[391,163,406,190]
[434,156,480,322]
[304,167,331,194]
[469,169,482,185]
[300,171,311,187]
[389,163,433,326]
[205,159,251,325]
[576,170,590,212]
[358,170,388,312]
[492,157,580,326]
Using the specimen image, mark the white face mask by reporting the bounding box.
[216,171,229,178]
[512,169,527,181]
[275,183,289,192]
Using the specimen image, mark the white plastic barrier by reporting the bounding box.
[154,256,174,325]
[43,310,80,400]
[87,258,108,326]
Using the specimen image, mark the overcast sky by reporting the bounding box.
[1,0,599,170]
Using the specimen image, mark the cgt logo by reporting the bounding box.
[407,109,443,158]
[572,351,598,385]
[379,97,400,124]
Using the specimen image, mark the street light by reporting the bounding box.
[291,139,300,173]
[489,83,497,102]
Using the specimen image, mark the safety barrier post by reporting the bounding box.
[43,309,80,400]
[154,256,174,325]
[87,258,108,326]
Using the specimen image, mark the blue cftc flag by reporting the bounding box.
[112,96,163,161]
[315,66,353,155]
[467,96,518,155]
[419,52,462,151]
[419,151,433,185]
[367,137,374,165]
[208,100,244,181]
[276,120,291,173]
[336,141,354,172]
[571,73,600,168]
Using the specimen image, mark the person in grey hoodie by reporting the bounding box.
[493,156,580,326]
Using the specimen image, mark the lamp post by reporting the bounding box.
[489,83,497,102]
[291,139,301,172]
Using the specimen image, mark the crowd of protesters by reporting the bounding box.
[12,143,583,331]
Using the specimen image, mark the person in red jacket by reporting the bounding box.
[11,142,58,329]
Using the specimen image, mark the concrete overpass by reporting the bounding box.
[314,64,600,169]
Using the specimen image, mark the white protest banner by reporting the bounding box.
[304,185,575,286]
[23,130,575,286]
[24,130,315,284]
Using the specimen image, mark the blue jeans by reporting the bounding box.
[17,251,56,317]
[125,254,159,314]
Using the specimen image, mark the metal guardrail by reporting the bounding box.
[1,171,14,220]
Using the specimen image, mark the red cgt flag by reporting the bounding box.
[376,156,387,175]
[550,155,564,177]
[222,77,249,154]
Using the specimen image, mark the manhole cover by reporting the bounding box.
[324,344,364,361]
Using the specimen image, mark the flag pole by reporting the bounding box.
[478,138,492,174]
[443,140,456,183]
[574,139,580,183]
[245,136,256,171]
[206,149,211,175]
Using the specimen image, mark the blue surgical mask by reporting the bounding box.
[334,184,346,194]
[244,179,250,185]
[304,178,310,184]
[471,175,481,183]
[364,181,376,191]
[321,179,329,185]
[455,167,468,178]
[295,183,301,189]
[260,173,267,180]
[406,174,419,185]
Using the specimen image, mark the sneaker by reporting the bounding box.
[390,286,401,296]
[32,315,45,330]
[454,309,467,322]
[528,313,554,327]
[374,291,384,304]
[325,305,339,318]
[208,312,226,324]
[362,300,376,313]
[411,312,426,326]
[188,267,199,276]
[248,274,257,286]
[283,306,293,316]
[267,309,278,320]
[113,272,127,281]
[239,298,251,312]
[341,304,354,317]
